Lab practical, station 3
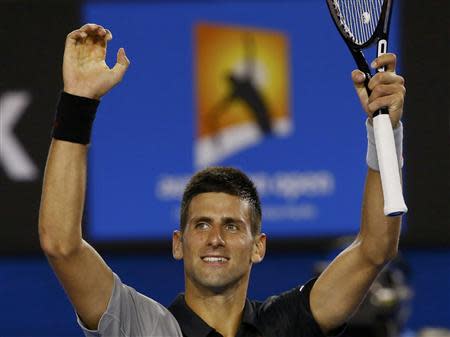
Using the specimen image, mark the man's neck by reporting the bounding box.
[184,281,248,337]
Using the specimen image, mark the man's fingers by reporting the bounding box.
[368,72,404,91]
[65,29,87,47]
[352,69,369,112]
[66,24,111,48]
[367,93,404,114]
[352,69,366,85]
[112,48,130,82]
[67,29,87,40]
[105,29,113,42]
[67,24,112,61]
[79,23,106,34]
[371,53,397,72]
[369,84,406,104]
[76,23,108,46]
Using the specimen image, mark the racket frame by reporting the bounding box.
[326,0,407,216]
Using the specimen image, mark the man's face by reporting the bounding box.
[173,192,266,293]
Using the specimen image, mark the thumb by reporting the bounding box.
[351,69,369,113]
[112,48,130,82]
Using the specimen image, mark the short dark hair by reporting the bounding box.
[180,167,262,235]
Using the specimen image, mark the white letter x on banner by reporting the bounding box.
[0,91,38,181]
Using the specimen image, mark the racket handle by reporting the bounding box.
[373,113,407,216]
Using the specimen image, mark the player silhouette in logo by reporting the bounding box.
[208,34,272,137]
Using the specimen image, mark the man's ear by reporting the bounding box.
[251,233,266,264]
[172,230,183,260]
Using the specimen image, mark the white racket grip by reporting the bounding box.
[373,114,408,216]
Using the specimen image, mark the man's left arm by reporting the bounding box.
[309,53,405,335]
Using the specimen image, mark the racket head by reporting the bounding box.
[326,0,393,49]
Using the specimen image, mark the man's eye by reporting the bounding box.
[225,223,239,231]
[195,222,209,230]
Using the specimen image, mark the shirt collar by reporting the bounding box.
[169,294,214,337]
[241,298,258,327]
[168,294,258,337]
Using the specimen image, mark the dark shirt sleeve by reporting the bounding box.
[256,278,346,337]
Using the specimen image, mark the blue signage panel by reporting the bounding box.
[84,1,400,241]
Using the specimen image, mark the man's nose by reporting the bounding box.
[207,225,225,247]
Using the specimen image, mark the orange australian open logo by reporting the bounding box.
[194,22,292,168]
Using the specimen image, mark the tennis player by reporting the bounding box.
[39,24,406,337]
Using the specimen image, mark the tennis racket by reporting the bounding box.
[326,0,407,216]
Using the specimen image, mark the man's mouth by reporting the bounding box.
[201,256,229,263]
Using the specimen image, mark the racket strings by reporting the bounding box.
[333,0,384,45]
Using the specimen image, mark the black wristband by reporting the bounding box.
[52,92,100,145]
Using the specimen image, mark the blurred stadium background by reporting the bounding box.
[1,0,449,336]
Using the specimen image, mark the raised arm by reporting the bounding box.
[39,24,129,329]
[309,53,405,334]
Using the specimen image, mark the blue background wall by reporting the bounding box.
[84,0,393,241]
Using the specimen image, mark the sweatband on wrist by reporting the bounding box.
[52,92,100,145]
[366,119,403,171]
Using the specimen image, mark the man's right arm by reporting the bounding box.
[39,139,114,330]
[38,23,129,330]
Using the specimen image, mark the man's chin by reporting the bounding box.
[202,283,235,294]
[196,275,241,294]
